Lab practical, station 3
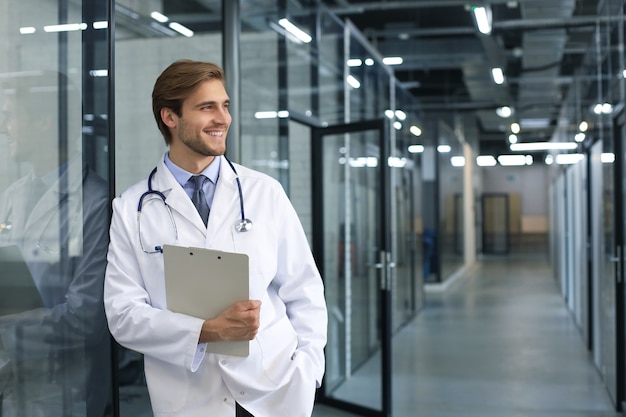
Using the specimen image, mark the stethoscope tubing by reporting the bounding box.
[138,156,251,235]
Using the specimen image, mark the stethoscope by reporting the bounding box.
[137,157,253,253]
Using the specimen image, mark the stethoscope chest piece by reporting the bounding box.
[235,218,253,233]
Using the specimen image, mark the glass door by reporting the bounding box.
[313,119,392,417]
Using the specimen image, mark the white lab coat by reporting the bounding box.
[104,155,328,417]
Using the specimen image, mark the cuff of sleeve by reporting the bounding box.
[191,343,207,372]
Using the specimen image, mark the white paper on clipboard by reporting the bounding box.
[163,244,249,357]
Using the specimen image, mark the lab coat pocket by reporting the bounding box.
[256,315,298,386]
[144,355,190,413]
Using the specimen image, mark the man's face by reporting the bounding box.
[1,97,33,162]
[168,78,232,158]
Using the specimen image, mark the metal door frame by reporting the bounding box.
[311,118,392,417]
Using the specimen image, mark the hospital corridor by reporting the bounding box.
[313,256,620,417]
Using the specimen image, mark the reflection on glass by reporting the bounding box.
[0,71,111,416]
[323,131,382,410]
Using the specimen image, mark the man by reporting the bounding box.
[104,59,327,417]
[0,71,111,416]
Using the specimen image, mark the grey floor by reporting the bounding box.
[313,257,622,417]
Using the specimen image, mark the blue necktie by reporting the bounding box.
[190,175,210,226]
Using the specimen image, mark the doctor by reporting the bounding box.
[104,59,327,417]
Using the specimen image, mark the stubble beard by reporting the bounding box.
[178,119,227,157]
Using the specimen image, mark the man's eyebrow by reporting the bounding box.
[195,99,230,108]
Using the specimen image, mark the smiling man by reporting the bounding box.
[104,60,327,417]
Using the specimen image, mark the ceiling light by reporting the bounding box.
[365,58,374,66]
[278,18,312,43]
[408,144,424,153]
[410,125,422,136]
[395,110,407,120]
[574,132,585,142]
[393,121,402,130]
[508,134,518,144]
[496,106,513,118]
[477,155,497,166]
[510,142,577,151]
[438,145,451,153]
[19,27,36,34]
[511,122,520,134]
[472,6,492,35]
[593,103,613,115]
[347,59,362,67]
[491,67,505,85]
[254,110,289,119]
[150,11,169,23]
[451,156,466,167]
[382,57,403,66]
[579,121,588,132]
[555,154,583,165]
[388,157,407,168]
[347,75,361,89]
[44,23,87,32]
[498,154,527,166]
[93,21,108,29]
[168,22,193,37]
[602,153,615,163]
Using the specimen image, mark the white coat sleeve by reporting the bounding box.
[104,196,206,371]
[272,188,328,386]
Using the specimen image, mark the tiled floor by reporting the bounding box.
[313,257,622,417]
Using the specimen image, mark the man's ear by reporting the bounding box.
[161,107,177,128]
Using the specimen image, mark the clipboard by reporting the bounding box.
[162,244,249,357]
[0,245,45,315]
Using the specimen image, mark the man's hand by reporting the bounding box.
[199,300,261,343]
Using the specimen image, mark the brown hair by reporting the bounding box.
[152,59,225,145]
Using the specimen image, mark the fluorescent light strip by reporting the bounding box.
[555,154,583,165]
[491,67,504,84]
[168,22,193,37]
[382,57,403,66]
[498,154,528,166]
[510,142,577,151]
[472,6,492,34]
[44,23,87,32]
[408,145,424,153]
[20,27,36,34]
[93,21,108,29]
[347,75,361,89]
[477,155,497,167]
[278,18,312,43]
[151,11,169,23]
[451,156,466,167]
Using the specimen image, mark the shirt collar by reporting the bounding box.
[164,152,221,186]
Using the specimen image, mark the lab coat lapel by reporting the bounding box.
[205,156,239,248]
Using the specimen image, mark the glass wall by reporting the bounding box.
[550,0,626,409]
[0,1,113,416]
[1,1,424,415]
